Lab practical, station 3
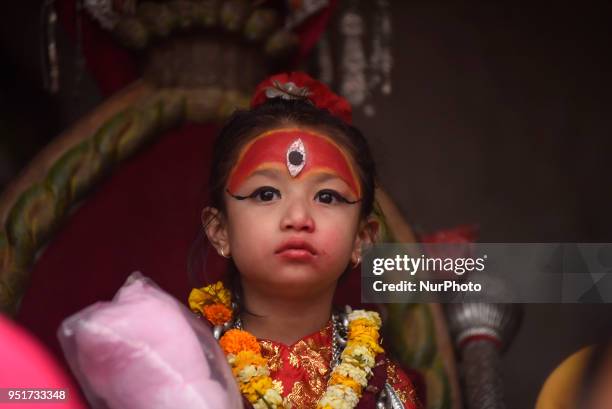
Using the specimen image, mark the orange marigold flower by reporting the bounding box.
[220,329,261,355]
[203,303,233,325]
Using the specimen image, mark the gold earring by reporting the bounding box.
[220,248,230,259]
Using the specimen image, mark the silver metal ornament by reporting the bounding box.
[265,80,311,101]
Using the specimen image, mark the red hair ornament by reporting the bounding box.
[251,72,353,124]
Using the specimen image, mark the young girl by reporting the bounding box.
[189,72,421,409]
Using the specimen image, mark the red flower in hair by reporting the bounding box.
[251,72,353,124]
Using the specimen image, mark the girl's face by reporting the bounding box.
[205,126,375,298]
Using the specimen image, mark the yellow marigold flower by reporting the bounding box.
[188,281,231,312]
[329,373,362,394]
[350,330,379,343]
[220,329,261,355]
[349,318,380,330]
[188,288,207,314]
[240,383,258,402]
[252,377,274,393]
[204,281,232,305]
[203,303,233,325]
[350,336,384,355]
[233,350,267,370]
[348,324,379,341]
[240,376,274,402]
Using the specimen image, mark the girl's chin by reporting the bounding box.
[245,266,342,290]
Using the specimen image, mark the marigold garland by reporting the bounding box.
[191,282,383,409]
[221,329,283,408]
[220,329,261,355]
[203,304,233,325]
[317,310,384,409]
[189,281,234,325]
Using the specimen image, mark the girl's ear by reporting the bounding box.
[202,207,231,257]
[351,217,380,266]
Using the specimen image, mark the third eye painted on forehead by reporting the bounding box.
[225,128,362,199]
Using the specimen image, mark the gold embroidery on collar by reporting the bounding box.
[260,340,283,372]
[288,351,300,368]
[258,322,334,408]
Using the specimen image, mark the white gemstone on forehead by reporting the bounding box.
[286,138,306,177]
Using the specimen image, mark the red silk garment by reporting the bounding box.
[253,320,421,409]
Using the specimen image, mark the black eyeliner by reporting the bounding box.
[318,189,361,205]
[226,189,249,200]
[226,186,281,201]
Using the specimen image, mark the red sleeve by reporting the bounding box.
[385,359,422,409]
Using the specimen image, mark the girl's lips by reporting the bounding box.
[276,249,317,261]
[275,239,318,261]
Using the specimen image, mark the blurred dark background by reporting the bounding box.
[1,1,612,408]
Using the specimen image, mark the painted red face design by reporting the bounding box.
[227,129,361,198]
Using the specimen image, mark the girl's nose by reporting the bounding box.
[280,199,315,232]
